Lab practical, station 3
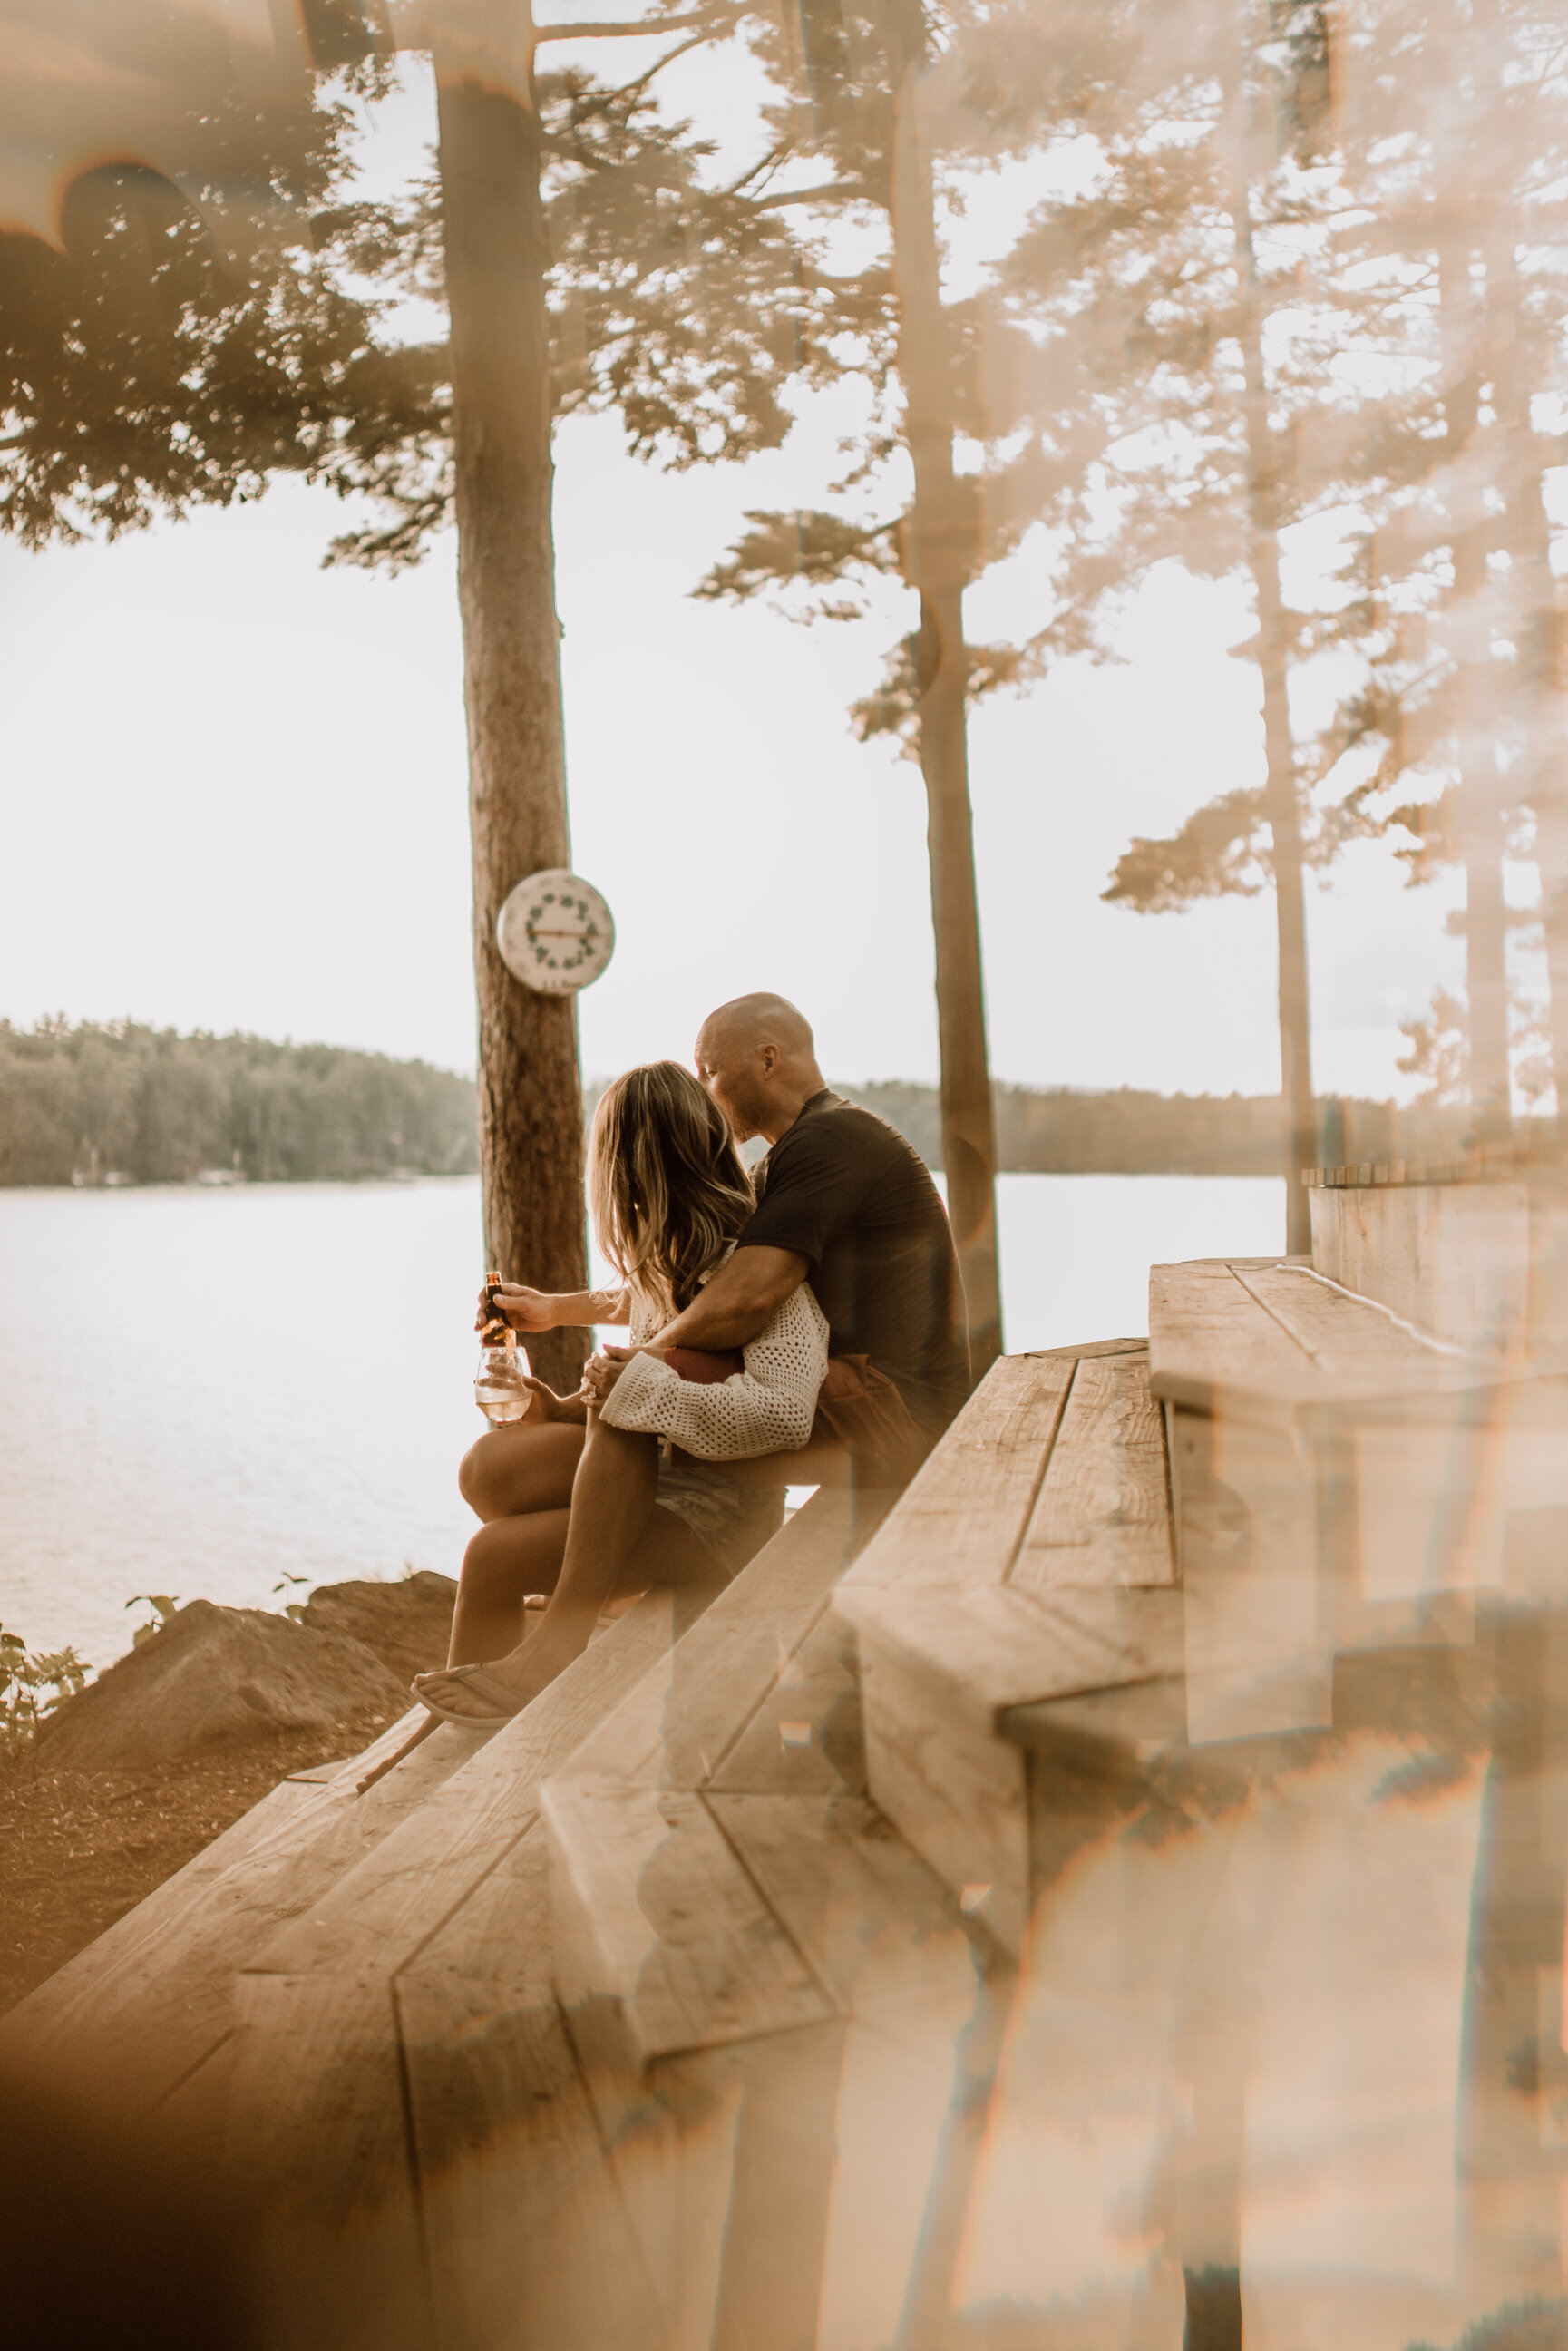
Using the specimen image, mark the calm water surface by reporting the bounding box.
[0,1171,1282,1666]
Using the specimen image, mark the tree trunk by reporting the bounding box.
[888,44,1003,1375]
[1437,229,1514,1146]
[1486,221,1568,1138]
[435,24,589,1394]
[1232,188,1316,1252]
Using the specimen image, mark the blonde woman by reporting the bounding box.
[414,1062,827,1725]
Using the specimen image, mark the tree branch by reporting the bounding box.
[749,182,875,211]
[533,10,731,39]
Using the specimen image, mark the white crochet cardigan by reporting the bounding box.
[597,1272,828,1460]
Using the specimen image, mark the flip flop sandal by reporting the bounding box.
[410,1663,525,1726]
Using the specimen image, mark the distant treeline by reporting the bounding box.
[0,1021,481,1185]
[1,1021,1473,1188]
[844,1082,1472,1177]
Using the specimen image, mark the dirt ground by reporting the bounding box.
[0,1707,401,2015]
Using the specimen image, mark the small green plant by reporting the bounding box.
[125,1594,180,1648]
[0,1624,90,1754]
[271,1571,313,1624]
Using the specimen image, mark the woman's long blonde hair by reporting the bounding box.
[588,1062,755,1324]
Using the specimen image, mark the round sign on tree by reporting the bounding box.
[495,870,616,995]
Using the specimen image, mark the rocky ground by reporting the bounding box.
[0,1572,456,2014]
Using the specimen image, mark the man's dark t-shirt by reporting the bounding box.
[735,1090,970,1437]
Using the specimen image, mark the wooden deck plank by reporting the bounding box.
[544,1775,833,2070]
[395,1823,666,2351]
[1170,1404,1334,1745]
[560,1484,900,1794]
[837,1583,1186,1724]
[841,1585,1185,1954]
[838,1355,1076,1594]
[707,1792,977,2020]
[1148,1259,1323,1420]
[239,1591,681,1985]
[704,1603,866,1800]
[1231,1261,1453,1380]
[1011,1351,1174,1592]
[1151,1257,1508,1426]
[0,1707,492,2102]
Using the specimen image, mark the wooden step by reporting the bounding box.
[833,1341,1182,1955]
[208,1488,900,2351]
[1150,1257,1568,1744]
[213,1586,692,2351]
[540,1482,996,2349]
[0,1704,500,2107]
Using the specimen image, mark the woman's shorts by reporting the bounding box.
[653,1452,785,1580]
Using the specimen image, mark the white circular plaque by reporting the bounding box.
[496,870,615,995]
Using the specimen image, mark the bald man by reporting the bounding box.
[647,992,971,1445]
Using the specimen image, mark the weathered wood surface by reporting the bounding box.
[561,1484,899,1793]
[0,1706,491,2101]
[1169,1401,1334,1746]
[1149,1256,1505,1427]
[838,1584,1185,1725]
[840,1353,1074,1593]
[854,1635,1032,1955]
[706,1602,866,1800]
[709,1791,976,2020]
[1232,1260,1456,1383]
[545,1776,833,2069]
[241,1592,678,1986]
[395,1821,665,2351]
[213,1595,685,2351]
[207,1482,900,2349]
[1012,1350,1174,1591]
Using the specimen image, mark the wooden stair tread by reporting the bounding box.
[1148,1257,1508,1426]
[836,1582,1185,1723]
[0,1705,497,2101]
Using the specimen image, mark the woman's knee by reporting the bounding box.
[458,1436,499,1515]
[460,1424,582,1519]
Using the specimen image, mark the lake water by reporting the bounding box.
[0,1171,1283,1669]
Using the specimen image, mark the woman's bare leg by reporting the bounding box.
[447,1508,572,1665]
[417,1416,722,1721]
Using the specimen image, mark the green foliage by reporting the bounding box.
[1103,790,1272,913]
[0,1020,479,1187]
[272,1571,315,1624]
[1406,2297,1568,2351]
[125,1595,180,1649]
[0,1625,90,1755]
[843,1078,1466,1176]
[0,63,444,551]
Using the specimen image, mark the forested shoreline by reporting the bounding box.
[0,1022,1472,1188]
[0,1022,481,1185]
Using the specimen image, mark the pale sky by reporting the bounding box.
[0,48,1470,1101]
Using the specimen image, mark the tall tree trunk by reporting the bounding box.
[435,15,589,1393]
[1437,229,1514,1146]
[1486,220,1568,1138]
[1232,186,1316,1251]
[887,34,1002,1376]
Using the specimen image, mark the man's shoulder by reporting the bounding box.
[766,1091,915,1175]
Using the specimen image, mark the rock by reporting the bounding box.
[298,1571,456,1687]
[35,1600,408,1772]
